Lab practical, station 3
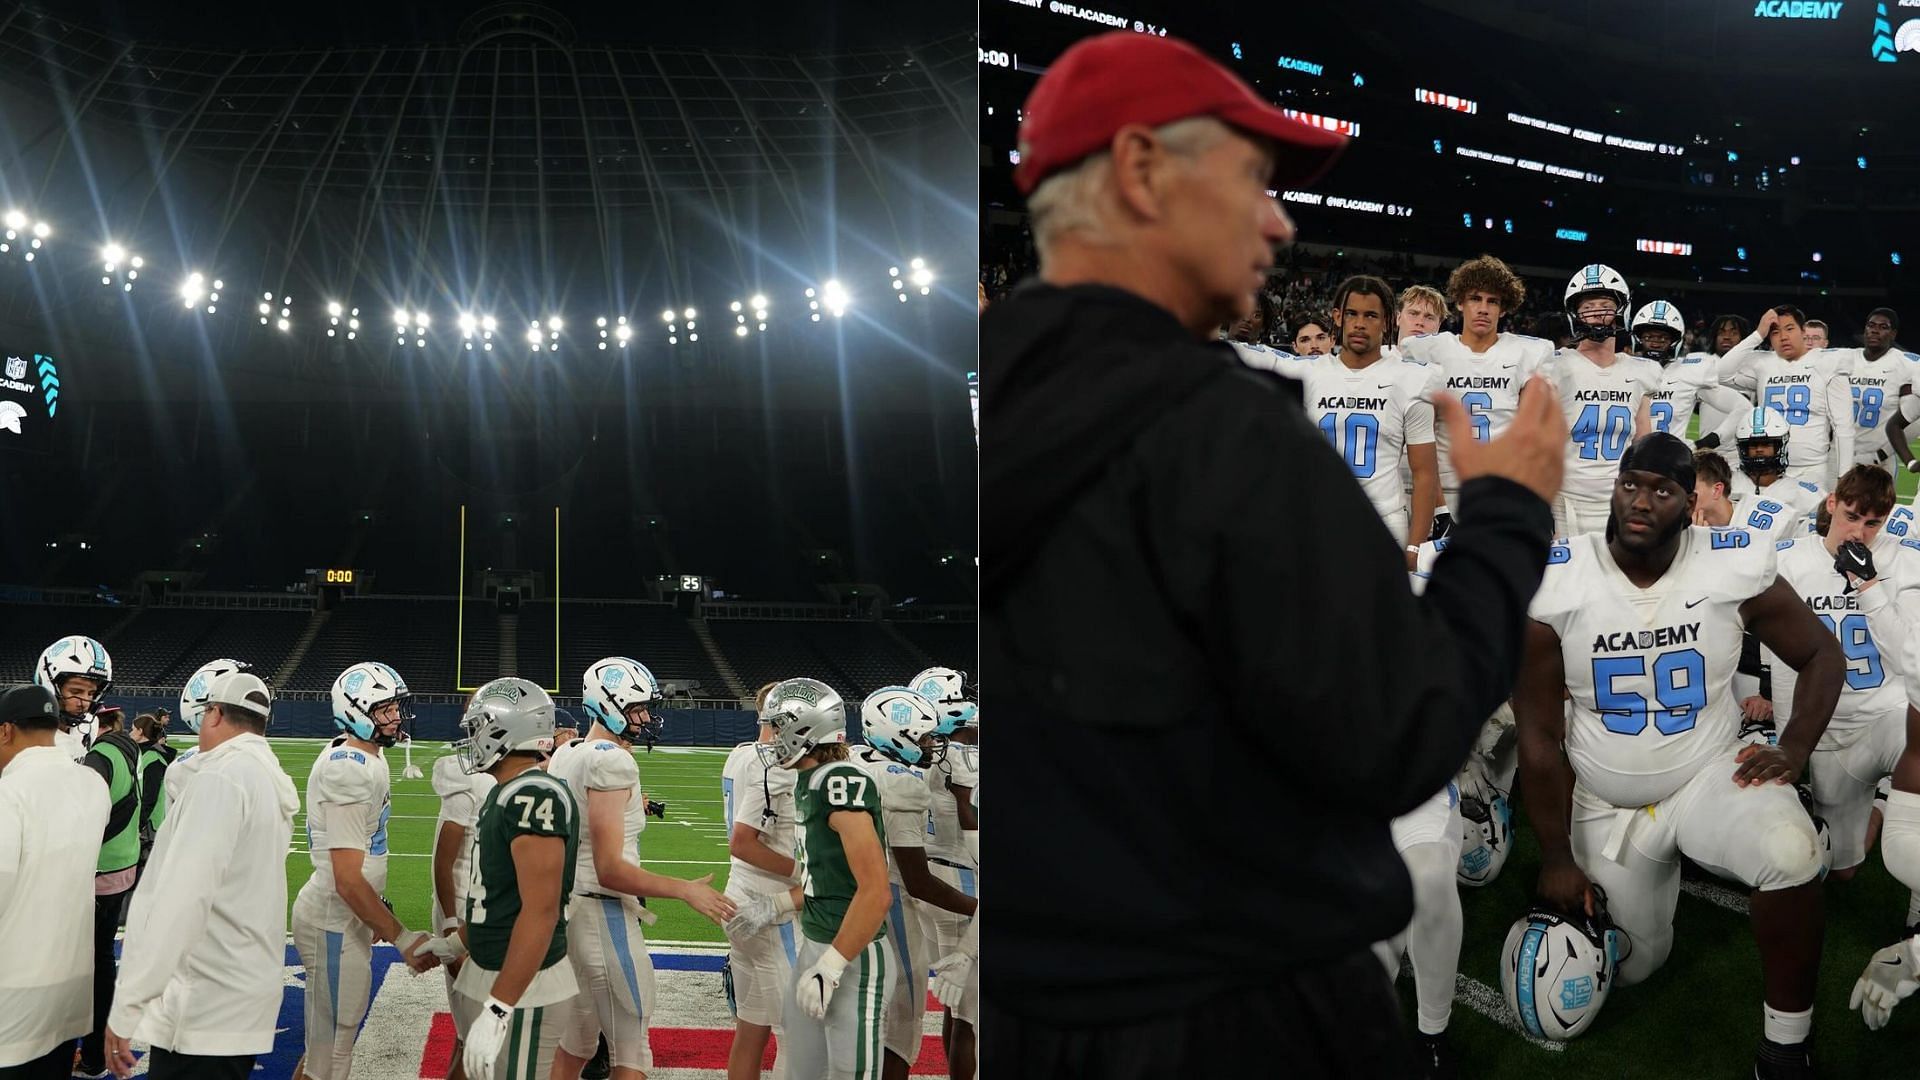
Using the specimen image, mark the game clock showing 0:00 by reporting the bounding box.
[320,569,356,584]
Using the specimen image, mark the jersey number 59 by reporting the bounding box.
[1591,649,1706,736]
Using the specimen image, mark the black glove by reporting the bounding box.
[1429,509,1455,543]
[1695,432,1721,451]
[645,799,667,819]
[1836,539,1876,591]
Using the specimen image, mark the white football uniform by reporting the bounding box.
[1530,529,1823,986]
[291,736,392,1080]
[1731,479,1825,545]
[430,752,494,1034]
[1840,349,1920,469]
[547,738,656,1074]
[1645,353,1725,436]
[1770,534,1920,871]
[1539,349,1663,536]
[916,742,979,1023]
[1301,352,1435,544]
[720,741,801,1029]
[1720,345,1856,486]
[1404,332,1554,497]
[852,746,935,1066]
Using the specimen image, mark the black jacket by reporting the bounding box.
[981,283,1554,1025]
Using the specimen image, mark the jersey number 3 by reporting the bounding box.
[1592,649,1706,736]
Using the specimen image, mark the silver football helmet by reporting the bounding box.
[459,677,556,774]
[761,677,848,767]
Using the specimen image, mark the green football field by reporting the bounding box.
[275,738,735,948]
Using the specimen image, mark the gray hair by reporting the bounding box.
[1027,116,1234,257]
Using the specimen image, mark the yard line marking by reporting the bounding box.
[1452,973,1566,1053]
[1679,877,1750,914]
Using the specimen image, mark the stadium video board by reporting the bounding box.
[0,350,57,455]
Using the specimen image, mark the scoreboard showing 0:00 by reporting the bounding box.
[323,568,355,584]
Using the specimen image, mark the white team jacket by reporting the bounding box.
[0,745,112,1067]
[109,732,300,1056]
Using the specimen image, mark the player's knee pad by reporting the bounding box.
[1751,814,1824,890]
[1881,790,1920,892]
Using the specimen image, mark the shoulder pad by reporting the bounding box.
[430,753,471,797]
[315,751,379,804]
[501,772,576,833]
[585,741,639,791]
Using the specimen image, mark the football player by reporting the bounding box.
[721,681,822,1080]
[420,678,580,1080]
[851,688,977,1080]
[1730,408,1827,543]
[725,681,898,1080]
[1291,313,1332,357]
[1538,265,1660,536]
[35,634,111,761]
[1402,256,1554,537]
[1514,433,1843,1077]
[433,718,499,1080]
[911,669,979,1080]
[292,663,432,1080]
[549,658,736,1080]
[1302,275,1439,559]
[1768,466,1920,885]
[1633,300,1752,443]
[1713,306,1856,489]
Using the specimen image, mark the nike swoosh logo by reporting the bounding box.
[1879,957,1905,967]
[1685,598,1707,608]
[1376,383,1395,390]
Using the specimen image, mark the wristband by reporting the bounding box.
[1405,545,1420,555]
[815,946,850,980]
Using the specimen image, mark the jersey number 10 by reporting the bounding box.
[1317,412,1381,479]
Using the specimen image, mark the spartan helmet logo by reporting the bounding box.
[0,401,24,434]
[4,357,24,380]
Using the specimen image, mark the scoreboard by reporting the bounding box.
[0,351,59,455]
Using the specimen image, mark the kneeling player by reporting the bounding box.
[550,658,736,1080]
[726,687,899,1080]
[1768,467,1920,883]
[1514,434,1843,1075]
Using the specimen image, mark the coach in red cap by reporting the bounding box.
[980,31,1568,1077]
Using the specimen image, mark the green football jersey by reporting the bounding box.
[794,760,887,945]
[465,769,580,970]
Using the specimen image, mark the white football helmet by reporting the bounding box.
[1564,264,1631,344]
[35,635,113,717]
[1630,300,1686,362]
[1501,893,1621,1041]
[180,658,250,733]
[582,656,660,738]
[861,686,945,767]
[1457,789,1514,887]
[910,666,977,735]
[460,677,555,774]
[761,677,848,767]
[330,662,413,745]
[1735,406,1792,480]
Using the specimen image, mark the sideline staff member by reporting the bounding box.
[0,684,111,1080]
[980,31,1566,1075]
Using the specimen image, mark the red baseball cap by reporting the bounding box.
[1014,32,1346,196]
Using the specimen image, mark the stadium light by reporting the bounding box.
[909,257,934,294]
[821,280,850,317]
[806,287,820,321]
[2,210,22,232]
[527,322,543,349]
[661,309,675,323]
[102,243,124,267]
[276,318,290,333]
[735,325,749,337]
[615,320,631,346]
[547,315,563,332]
[180,272,209,309]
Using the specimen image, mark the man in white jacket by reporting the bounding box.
[103,672,297,1080]
[0,682,111,1080]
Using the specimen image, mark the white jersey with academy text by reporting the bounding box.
[1695,351,1743,437]
[1646,353,1720,436]
[852,746,931,887]
[1529,528,1777,807]
[547,738,645,896]
[721,741,799,894]
[1403,332,1553,491]
[1540,350,1663,502]
[1301,353,1434,524]
[1722,347,1855,478]
[1732,479,1825,544]
[924,742,979,868]
[293,736,392,931]
[430,754,495,927]
[1766,535,1919,745]
[1840,349,1920,456]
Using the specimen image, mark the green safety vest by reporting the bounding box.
[86,732,142,875]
